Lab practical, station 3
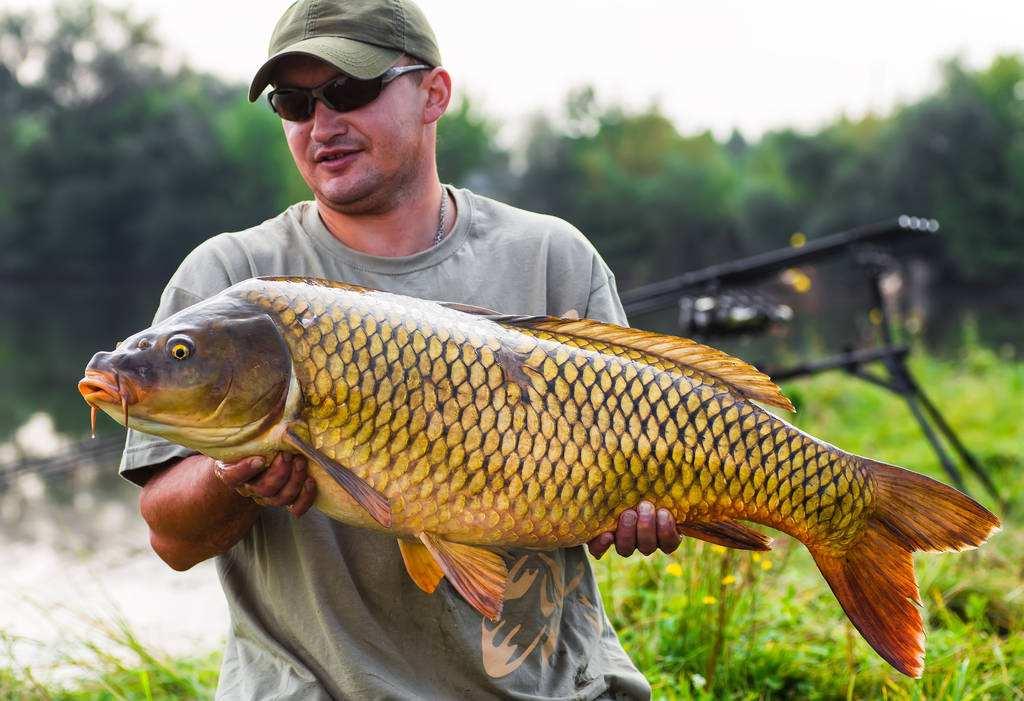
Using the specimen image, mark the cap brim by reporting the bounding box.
[248,37,402,102]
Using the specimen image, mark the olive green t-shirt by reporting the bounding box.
[120,187,650,700]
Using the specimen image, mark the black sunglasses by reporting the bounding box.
[267,64,431,121]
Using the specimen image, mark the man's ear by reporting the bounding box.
[422,67,452,125]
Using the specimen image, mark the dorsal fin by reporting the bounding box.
[441,302,503,315]
[255,276,372,292]
[478,315,794,412]
[440,301,583,320]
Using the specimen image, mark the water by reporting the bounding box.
[0,269,1019,675]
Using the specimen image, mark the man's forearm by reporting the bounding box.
[139,454,260,571]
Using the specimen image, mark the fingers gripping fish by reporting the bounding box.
[79,276,1000,678]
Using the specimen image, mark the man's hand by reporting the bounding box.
[214,453,317,517]
[140,452,318,571]
[587,501,681,558]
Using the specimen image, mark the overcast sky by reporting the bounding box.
[11,1,1024,139]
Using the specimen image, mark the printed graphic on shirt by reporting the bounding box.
[480,552,603,678]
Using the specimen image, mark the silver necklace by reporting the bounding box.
[434,188,448,246]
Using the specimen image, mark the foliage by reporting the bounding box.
[880,57,1024,281]
[517,90,741,282]
[436,95,510,193]
[0,2,278,285]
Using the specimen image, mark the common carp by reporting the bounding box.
[79,276,999,677]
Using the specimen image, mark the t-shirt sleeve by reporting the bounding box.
[118,236,251,486]
[584,258,629,327]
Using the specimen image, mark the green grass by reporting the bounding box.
[0,614,220,700]
[1,347,1020,699]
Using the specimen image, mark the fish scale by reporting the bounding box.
[244,282,870,551]
[82,276,1000,677]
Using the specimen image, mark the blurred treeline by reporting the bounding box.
[2,2,1023,292]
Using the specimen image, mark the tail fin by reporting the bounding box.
[809,459,1000,678]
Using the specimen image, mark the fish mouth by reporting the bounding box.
[78,369,137,434]
[78,370,120,405]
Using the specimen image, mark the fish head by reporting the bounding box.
[78,295,294,452]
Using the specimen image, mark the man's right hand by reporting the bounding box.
[214,453,317,517]
[139,452,318,571]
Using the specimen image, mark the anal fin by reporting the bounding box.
[418,532,508,621]
[284,425,392,528]
[678,518,772,551]
[398,539,444,593]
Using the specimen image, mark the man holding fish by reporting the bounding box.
[118,0,673,697]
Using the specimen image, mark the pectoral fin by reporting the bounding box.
[418,532,508,621]
[398,539,444,593]
[678,519,772,551]
[284,425,392,528]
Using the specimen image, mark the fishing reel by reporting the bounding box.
[677,288,793,337]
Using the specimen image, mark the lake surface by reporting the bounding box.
[0,265,1019,675]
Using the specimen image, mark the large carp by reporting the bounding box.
[79,276,998,677]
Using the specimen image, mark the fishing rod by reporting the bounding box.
[621,215,939,318]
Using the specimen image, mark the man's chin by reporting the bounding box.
[315,180,392,215]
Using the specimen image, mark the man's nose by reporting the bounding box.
[310,99,349,143]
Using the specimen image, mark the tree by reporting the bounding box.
[0,2,290,285]
[878,57,1024,281]
[516,90,742,286]
[436,96,509,195]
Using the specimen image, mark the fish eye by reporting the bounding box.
[167,335,195,361]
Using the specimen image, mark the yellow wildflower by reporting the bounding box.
[665,562,683,577]
[760,559,773,571]
[751,553,762,563]
[710,545,726,554]
[721,575,736,585]
[702,595,717,605]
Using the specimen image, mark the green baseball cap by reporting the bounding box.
[248,0,442,102]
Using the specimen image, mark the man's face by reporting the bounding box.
[273,56,428,215]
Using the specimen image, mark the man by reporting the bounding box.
[123,1,680,698]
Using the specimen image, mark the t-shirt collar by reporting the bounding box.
[301,185,472,275]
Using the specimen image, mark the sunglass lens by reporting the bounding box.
[270,92,313,121]
[321,78,382,112]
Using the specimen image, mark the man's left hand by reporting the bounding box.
[587,501,681,558]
